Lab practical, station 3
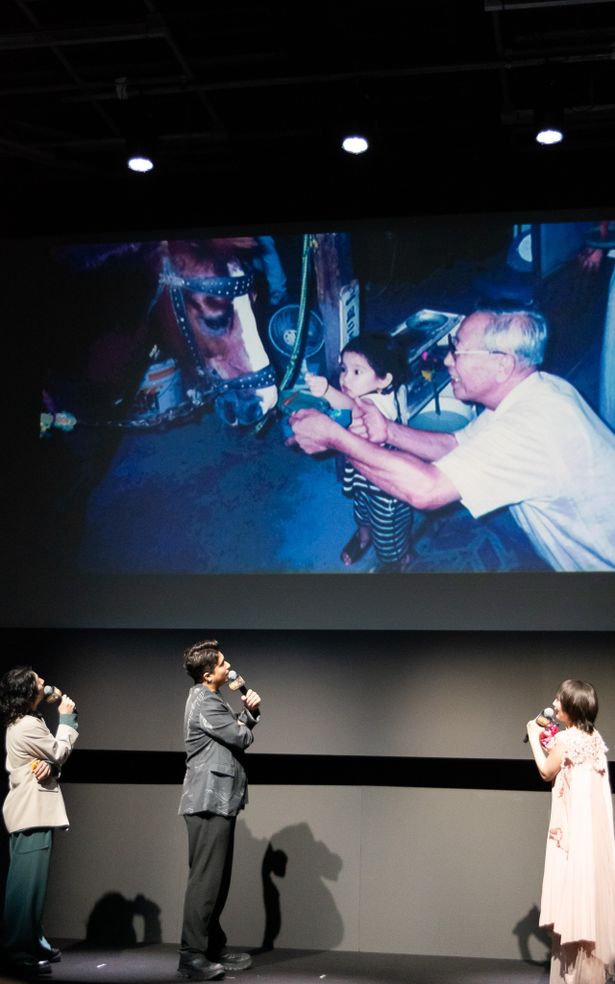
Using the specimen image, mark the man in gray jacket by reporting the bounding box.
[178,640,261,982]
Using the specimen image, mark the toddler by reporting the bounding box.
[306,333,412,572]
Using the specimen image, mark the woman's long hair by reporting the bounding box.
[0,666,37,726]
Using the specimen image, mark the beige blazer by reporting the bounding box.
[2,713,79,834]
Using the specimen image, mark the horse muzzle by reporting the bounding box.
[214,385,277,427]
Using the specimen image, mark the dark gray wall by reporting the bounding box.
[3,627,609,960]
[16,628,615,757]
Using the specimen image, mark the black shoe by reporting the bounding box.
[2,959,52,979]
[38,947,61,964]
[369,560,402,573]
[213,952,252,972]
[178,954,225,980]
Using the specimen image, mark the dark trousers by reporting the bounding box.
[3,829,53,962]
[180,813,236,959]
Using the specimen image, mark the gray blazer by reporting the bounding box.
[178,685,258,818]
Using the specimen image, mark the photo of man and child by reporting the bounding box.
[28,215,615,576]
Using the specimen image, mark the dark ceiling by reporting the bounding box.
[2,0,615,230]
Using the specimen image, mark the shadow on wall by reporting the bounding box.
[513,903,551,966]
[85,892,162,948]
[235,819,343,952]
[260,841,288,951]
[261,822,343,950]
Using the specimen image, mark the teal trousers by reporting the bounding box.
[3,829,53,963]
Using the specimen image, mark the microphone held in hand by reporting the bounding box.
[228,670,247,694]
[43,685,62,703]
[523,706,555,742]
[228,670,260,717]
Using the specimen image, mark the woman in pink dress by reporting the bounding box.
[527,680,615,984]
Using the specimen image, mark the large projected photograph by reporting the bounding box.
[30,215,615,575]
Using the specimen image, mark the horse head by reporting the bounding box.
[151,238,278,426]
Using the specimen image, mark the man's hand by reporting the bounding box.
[353,399,389,444]
[242,689,261,713]
[578,246,604,273]
[579,222,609,272]
[288,408,339,453]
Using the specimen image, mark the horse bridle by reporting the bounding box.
[149,255,277,400]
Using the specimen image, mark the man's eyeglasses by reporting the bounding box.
[447,334,506,359]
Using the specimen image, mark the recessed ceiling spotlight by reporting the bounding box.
[535,125,563,146]
[127,153,154,173]
[341,134,369,155]
[534,101,564,147]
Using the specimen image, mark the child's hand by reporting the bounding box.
[304,372,329,398]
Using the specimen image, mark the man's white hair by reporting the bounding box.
[482,309,548,368]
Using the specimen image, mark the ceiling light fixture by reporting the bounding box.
[127,146,154,173]
[341,133,369,155]
[534,78,564,146]
[117,78,156,173]
[535,119,564,146]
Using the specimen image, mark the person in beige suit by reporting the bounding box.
[0,666,78,978]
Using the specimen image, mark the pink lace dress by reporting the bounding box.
[540,727,615,981]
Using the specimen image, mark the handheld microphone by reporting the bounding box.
[228,670,248,694]
[523,706,555,742]
[228,670,259,717]
[43,685,62,703]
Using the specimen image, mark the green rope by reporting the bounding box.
[277,233,313,392]
[253,233,314,434]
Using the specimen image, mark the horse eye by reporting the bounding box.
[202,316,231,334]
[189,304,233,335]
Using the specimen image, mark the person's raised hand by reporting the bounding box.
[353,399,389,444]
[304,372,330,398]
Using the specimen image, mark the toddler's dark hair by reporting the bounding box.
[341,333,406,389]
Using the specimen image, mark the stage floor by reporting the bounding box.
[1,943,550,984]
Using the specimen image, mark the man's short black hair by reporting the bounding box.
[183,640,221,683]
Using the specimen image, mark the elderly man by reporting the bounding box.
[290,308,615,571]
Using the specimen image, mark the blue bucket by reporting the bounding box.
[278,388,352,439]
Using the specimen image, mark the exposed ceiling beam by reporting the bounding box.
[1,47,614,106]
[485,0,615,9]
[0,20,165,51]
